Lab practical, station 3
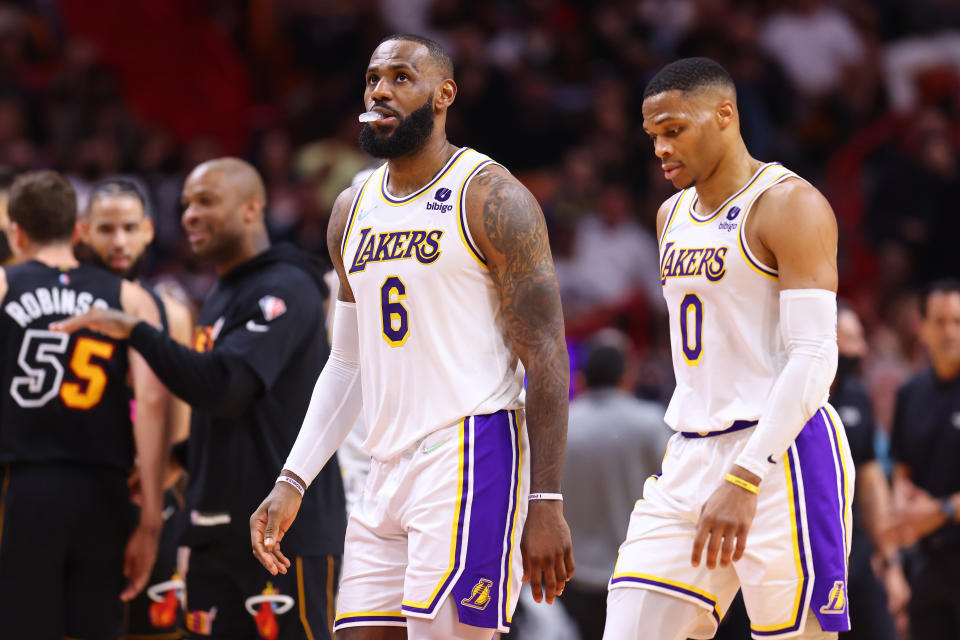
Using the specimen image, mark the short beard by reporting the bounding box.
[85,245,145,281]
[359,99,435,158]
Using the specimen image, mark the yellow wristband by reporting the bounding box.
[725,473,759,495]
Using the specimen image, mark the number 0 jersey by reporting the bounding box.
[342,148,525,461]
[0,261,133,469]
[659,162,802,434]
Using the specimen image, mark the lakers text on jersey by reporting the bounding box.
[609,164,854,638]
[340,147,525,462]
[334,149,530,634]
[660,162,797,434]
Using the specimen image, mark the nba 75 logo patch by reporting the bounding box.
[258,295,287,322]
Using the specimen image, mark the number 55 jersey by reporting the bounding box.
[0,261,133,470]
[341,147,525,462]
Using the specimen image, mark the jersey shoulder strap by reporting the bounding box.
[340,167,381,260]
[658,189,692,247]
[736,163,803,279]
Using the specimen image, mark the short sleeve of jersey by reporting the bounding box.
[215,277,324,389]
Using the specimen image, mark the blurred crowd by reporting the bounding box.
[2,0,959,404]
[1,1,960,637]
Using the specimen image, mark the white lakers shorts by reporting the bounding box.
[610,405,854,639]
[333,410,529,633]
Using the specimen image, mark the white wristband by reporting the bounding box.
[528,492,563,501]
[276,474,305,498]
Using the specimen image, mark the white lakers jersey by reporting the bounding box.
[659,162,802,433]
[341,147,525,461]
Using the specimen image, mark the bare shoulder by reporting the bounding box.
[465,164,546,259]
[160,293,193,344]
[327,183,364,303]
[326,184,362,258]
[160,293,192,326]
[755,177,838,289]
[467,163,520,194]
[466,163,534,214]
[0,266,6,303]
[120,279,162,327]
[755,177,836,230]
[120,278,149,310]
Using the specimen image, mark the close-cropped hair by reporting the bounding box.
[379,33,454,79]
[86,178,151,217]
[643,57,735,100]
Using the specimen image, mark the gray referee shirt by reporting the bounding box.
[563,389,671,590]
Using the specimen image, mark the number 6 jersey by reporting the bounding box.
[0,261,133,469]
[341,148,525,462]
[659,162,801,434]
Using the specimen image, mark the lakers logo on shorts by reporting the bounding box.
[819,581,847,614]
[461,578,494,611]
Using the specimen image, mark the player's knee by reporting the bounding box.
[406,619,493,640]
[603,588,704,640]
[335,627,406,640]
[405,597,495,640]
[408,624,493,640]
[796,611,838,640]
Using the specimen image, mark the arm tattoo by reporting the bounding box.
[477,171,569,492]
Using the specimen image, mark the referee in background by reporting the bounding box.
[55,158,346,640]
[832,303,907,639]
[889,278,960,640]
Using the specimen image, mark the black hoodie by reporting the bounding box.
[129,243,345,555]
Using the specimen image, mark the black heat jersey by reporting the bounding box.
[0,260,133,470]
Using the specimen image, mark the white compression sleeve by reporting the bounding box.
[283,300,363,486]
[735,289,838,482]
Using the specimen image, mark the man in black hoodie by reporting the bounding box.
[54,158,346,640]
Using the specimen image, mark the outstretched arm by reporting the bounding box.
[51,311,264,417]
[466,164,573,604]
